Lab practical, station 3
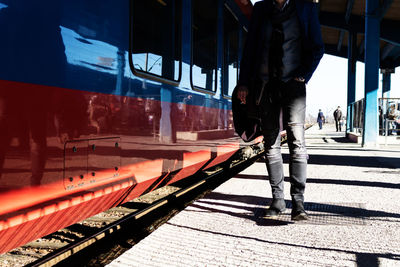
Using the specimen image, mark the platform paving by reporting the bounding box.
[107,124,400,267]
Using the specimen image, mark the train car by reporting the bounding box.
[0,0,255,253]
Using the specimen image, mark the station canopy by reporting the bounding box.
[319,0,400,70]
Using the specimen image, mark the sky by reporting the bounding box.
[249,0,400,119]
[307,54,400,119]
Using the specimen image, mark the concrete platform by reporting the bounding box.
[107,124,400,267]
[346,131,400,145]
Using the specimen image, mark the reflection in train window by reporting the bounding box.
[223,6,239,96]
[192,0,218,91]
[131,0,181,81]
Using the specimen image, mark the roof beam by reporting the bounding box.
[337,31,345,51]
[324,44,349,58]
[380,19,400,46]
[320,12,400,46]
[381,43,396,60]
[381,45,400,68]
[394,50,400,61]
[337,0,355,52]
[391,52,400,67]
[376,0,394,19]
[344,0,355,22]
[319,11,363,32]
[380,43,396,68]
[358,37,365,60]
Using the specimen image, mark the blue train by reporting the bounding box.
[0,0,253,253]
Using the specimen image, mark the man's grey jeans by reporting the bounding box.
[260,78,307,202]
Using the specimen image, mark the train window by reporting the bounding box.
[223,7,239,96]
[191,0,218,91]
[130,0,181,81]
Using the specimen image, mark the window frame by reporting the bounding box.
[222,4,240,99]
[190,0,219,95]
[128,0,182,86]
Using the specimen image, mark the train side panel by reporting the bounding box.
[0,0,251,253]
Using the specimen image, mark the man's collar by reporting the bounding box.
[273,0,290,11]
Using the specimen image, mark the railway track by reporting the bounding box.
[0,142,264,267]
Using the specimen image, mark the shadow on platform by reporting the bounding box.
[187,192,400,226]
[252,153,400,169]
[234,173,400,190]
[166,218,399,267]
[181,190,400,266]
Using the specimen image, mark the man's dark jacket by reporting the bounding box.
[334,109,342,121]
[238,0,324,88]
[233,0,324,142]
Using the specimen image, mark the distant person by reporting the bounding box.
[317,109,324,130]
[333,106,342,132]
[387,103,400,135]
[379,106,384,135]
[236,0,324,221]
[340,116,345,132]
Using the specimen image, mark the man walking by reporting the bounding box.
[317,109,324,130]
[236,0,324,220]
[333,106,342,131]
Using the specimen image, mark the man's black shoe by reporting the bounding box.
[264,198,286,219]
[291,201,308,221]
